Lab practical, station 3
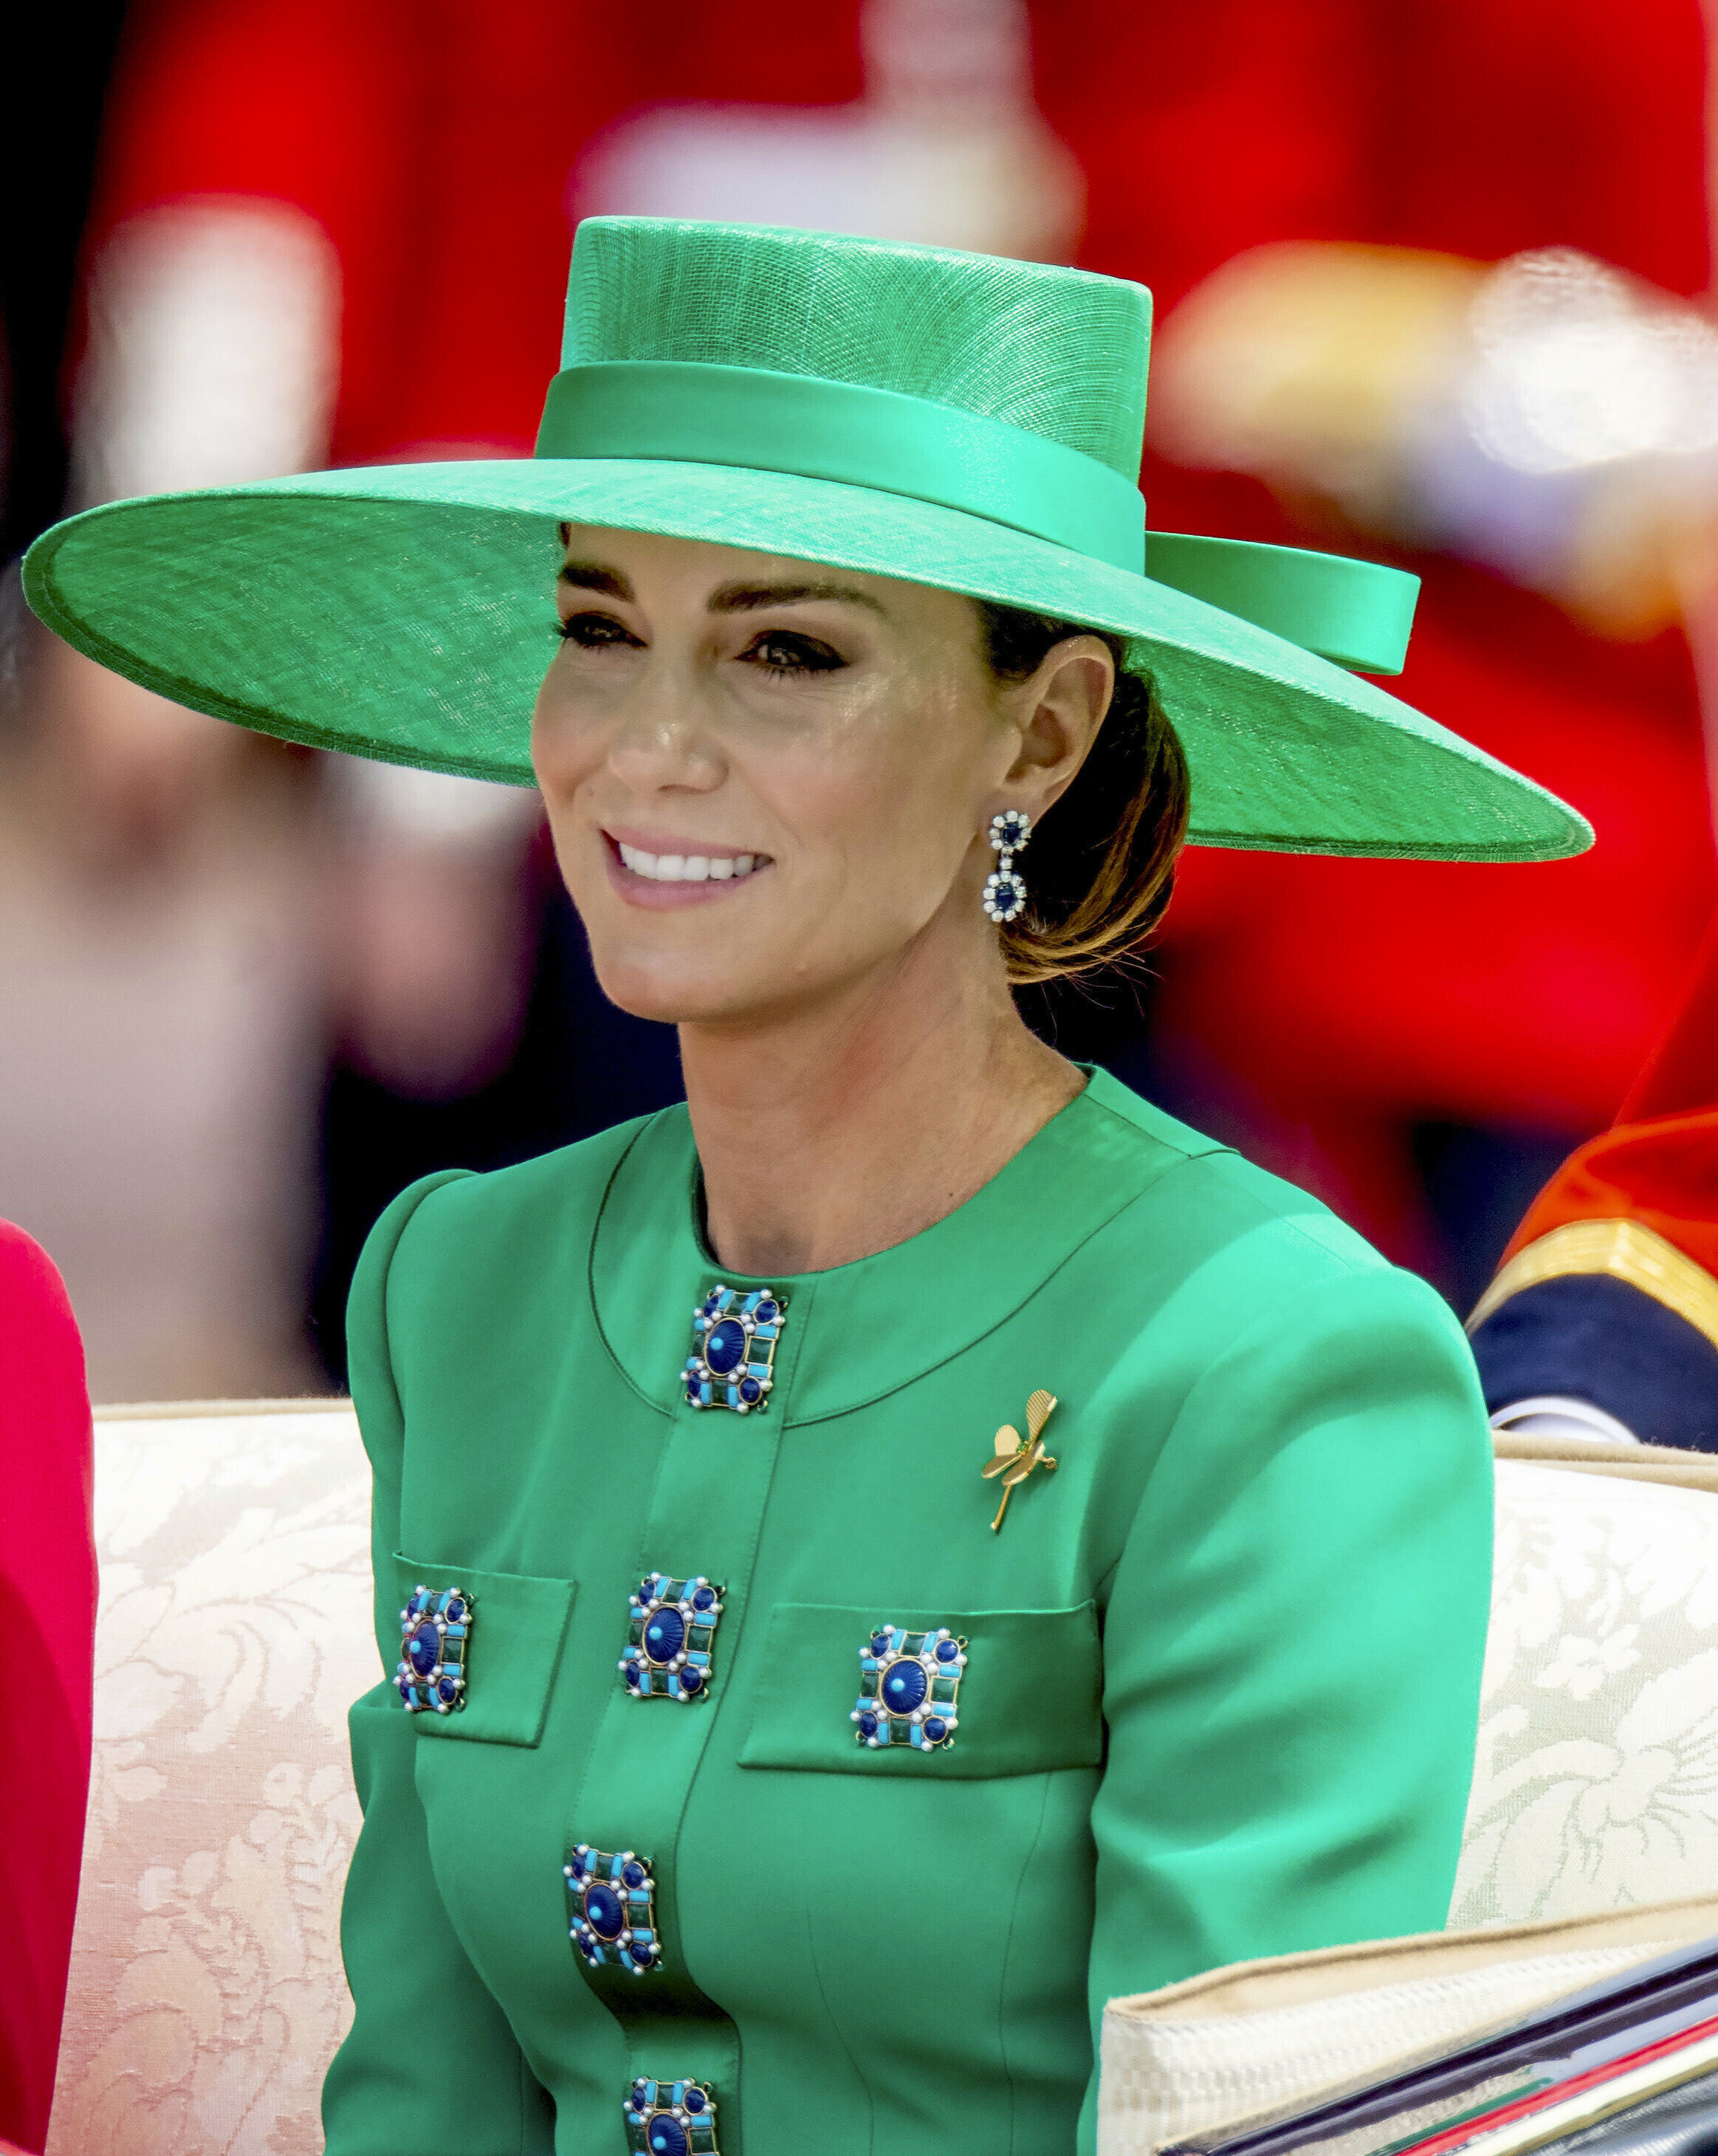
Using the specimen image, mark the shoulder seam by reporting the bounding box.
[1138,1146,1375,1276]
[1079,1084,1233,1165]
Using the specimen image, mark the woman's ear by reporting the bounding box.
[1002,636,1116,816]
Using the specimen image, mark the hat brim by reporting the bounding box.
[23,458,1590,861]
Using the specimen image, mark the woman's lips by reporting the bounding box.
[601,833,773,909]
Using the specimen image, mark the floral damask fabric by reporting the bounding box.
[1451,1458,1718,1929]
[45,1420,1718,2152]
[46,1405,374,2156]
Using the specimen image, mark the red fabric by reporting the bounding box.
[1496,901,1718,1284]
[0,1226,95,2155]
[1620,909,1718,1124]
[1500,1108,1718,1279]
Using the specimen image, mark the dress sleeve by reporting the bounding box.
[1080,1261,1494,2151]
[322,1172,556,2156]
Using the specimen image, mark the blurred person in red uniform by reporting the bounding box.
[66,0,1717,1320]
[0,1226,95,2154]
[1035,0,1718,1296]
[1468,912,1718,1451]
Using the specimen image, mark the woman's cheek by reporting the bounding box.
[530,674,595,804]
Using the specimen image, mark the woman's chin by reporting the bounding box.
[585,954,767,1030]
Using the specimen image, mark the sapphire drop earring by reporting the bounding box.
[982,809,1031,924]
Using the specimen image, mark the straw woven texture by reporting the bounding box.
[21,218,1590,863]
[564,219,1151,473]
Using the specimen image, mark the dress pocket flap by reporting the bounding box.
[392,1553,577,1747]
[738,1601,1101,1778]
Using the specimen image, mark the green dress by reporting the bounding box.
[322,1067,1492,2156]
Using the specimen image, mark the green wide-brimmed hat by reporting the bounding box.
[24,216,1587,861]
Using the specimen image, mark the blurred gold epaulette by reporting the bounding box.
[1468,1215,1718,1351]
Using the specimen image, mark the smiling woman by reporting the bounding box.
[22,218,1584,2156]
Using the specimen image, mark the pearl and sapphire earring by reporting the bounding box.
[982,809,1031,924]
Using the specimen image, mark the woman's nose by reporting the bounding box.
[605,651,726,793]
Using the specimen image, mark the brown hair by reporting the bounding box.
[975,600,1190,986]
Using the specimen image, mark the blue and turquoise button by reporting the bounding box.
[584,1883,625,1940]
[644,1607,686,1664]
[882,1660,927,1714]
[704,1318,747,1375]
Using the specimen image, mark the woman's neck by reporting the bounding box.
[681,927,1083,1277]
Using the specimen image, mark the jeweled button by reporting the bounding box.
[692,1586,716,1612]
[738,1377,762,1404]
[935,1637,959,1662]
[684,2090,707,2115]
[648,2121,689,2156]
[869,1630,892,1659]
[882,1660,927,1713]
[645,1608,686,1664]
[755,1298,778,1323]
[436,1678,459,1704]
[704,1317,747,1374]
[924,1716,948,1743]
[622,1860,647,1889]
[584,1884,625,1940]
[856,1710,879,1738]
[407,1622,439,1676]
[680,1667,704,1695]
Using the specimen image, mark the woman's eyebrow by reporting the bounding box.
[709,579,887,617]
[559,562,634,599]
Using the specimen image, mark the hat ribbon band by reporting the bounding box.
[535,362,1147,574]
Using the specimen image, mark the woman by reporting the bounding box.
[24,218,1588,2156]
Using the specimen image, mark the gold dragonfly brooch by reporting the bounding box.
[982,1389,1059,1532]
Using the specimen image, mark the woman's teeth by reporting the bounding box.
[616,842,761,884]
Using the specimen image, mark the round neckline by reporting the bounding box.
[681,1064,1097,1291]
[588,1065,1221,1424]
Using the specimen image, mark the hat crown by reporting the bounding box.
[562,218,1151,481]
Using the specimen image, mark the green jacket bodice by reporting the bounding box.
[323,1068,1492,2156]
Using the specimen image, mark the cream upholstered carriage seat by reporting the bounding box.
[48,1401,371,2156]
[46,1406,1718,2155]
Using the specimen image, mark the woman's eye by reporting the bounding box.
[557,610,642,650]
[741,631,844,677]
